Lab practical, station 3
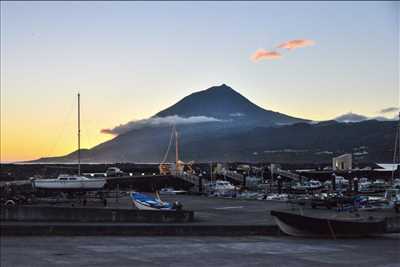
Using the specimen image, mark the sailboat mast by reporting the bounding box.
[392,112,400,183]
[175,129,179,171]
[78,93,81,176]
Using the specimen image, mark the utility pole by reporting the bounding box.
[78,93,81,176]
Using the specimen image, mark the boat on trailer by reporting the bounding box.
[130,192,176,210]
[270,210,386,238]
[32,174,106,191]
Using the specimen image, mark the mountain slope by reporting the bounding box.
[33,120,396,163]
[30,84,395,164]
[182,120,396,162]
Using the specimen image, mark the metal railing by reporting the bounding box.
[222,170,244,183]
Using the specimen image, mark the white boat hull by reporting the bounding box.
[132,200,161,211]
[272,216,313,237]
[33,179,106,190]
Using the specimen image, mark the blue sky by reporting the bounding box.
[1,1,398,161]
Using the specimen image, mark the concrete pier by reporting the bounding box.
[1,206,193,223]
[1,222,279,236]
[1,195,399,236]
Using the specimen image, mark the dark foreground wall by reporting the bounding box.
[1,206,194,223]
[1,223,279,236]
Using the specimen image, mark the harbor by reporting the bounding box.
[2,2,399,266]
[2,89,400,265]
[2,179,400,235]
[2,185,400,264]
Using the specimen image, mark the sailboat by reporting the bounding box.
[158,124,184,175]
[32,94,106,191]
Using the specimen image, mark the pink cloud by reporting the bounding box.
[251,49,282,61]
[277,39,315,50]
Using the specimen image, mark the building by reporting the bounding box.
[332,154,352,171]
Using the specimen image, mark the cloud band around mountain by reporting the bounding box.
[333,112,395,123]
[251,49,282,61]
[380,107,399,114]
[101,115,223,135]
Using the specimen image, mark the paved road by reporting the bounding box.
[35,193,400,226]
[53,194,290,225]
[161,194,289,224]
[2,235,400,267]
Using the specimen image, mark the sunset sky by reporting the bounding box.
[1,1,398,162]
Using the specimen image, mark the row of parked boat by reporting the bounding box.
[291,177,400,192]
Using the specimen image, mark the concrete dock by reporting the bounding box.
[2,194,400,236]
[1,195,288,236]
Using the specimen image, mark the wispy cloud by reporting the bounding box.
[333,112,395,123]
[251,39,315,62]
[277,39,315,50]
[379,107,399,114]
[101,115,223,135]
[334,112,368,123]
[229,112,245,117]
[251,49,282,61]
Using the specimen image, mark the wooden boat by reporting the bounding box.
[270,210,386,238]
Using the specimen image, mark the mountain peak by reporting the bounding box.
[155,84,254,119]
[209,83,232,91]
[155,84,306,125]
[192,83,238,96]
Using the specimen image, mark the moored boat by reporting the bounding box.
[159,187,187,195]
[270,210,386,238]
[204,180,237,196]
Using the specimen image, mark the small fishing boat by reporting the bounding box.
[292,180,322,191]
[205,180,237,196]
[384,188,400,212]
[159,187,187,195]
[270,210,386,238]
[130,192,176,210]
